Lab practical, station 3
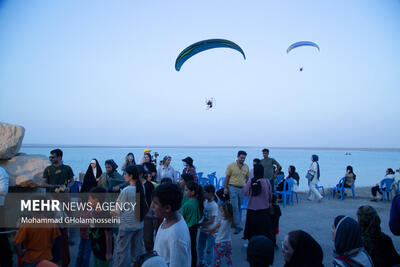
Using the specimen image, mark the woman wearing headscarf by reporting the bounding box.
[371,168,395,202]
[357,205,400,267]
[344,166,356,188]
[307,155,323,202]
[390,194,400,236]
[332,215,373,267]
[182,157,198,183]
[141,153,157,181]
[97,159,126,192]
[80,159,102,193]
[277,165,300,194]
[282,230,324,267]
[242,164,274,243]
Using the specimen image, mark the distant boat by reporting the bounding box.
[345,152,352,156]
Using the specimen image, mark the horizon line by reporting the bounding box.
[21,144,400,152]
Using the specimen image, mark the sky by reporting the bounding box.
[1,0,400,148]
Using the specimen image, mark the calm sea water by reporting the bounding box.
[20,146,400,191]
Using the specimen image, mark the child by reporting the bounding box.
[152,183,191,266]
[203,202,234,267]
[179,173,194,207]
[270,194,282,247]
[88,186,114,267]
[197,185,218,267]
[13,196,61,267]
[181,181,204,267]
[113,165,147,267]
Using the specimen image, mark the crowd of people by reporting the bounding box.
[0,148,399,267]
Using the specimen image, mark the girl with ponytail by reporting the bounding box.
[113,165,147,267]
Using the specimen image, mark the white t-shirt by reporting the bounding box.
[200,200,218,231]
[215,217,232,243]
[154,216,191,267]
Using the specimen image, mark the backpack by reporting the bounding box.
[251,178,262,196]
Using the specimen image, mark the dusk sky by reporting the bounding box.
[1,0,399,148]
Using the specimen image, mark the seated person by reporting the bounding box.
[334,165,356,196]
[277,165,299,194]
[344,165,356,187]
[371,168,395,202]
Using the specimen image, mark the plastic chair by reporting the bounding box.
[207,172,218,187]
[199,177,209,187]
[328,177,343,200]
[276,174,285,184]
[241,196,248,210]
[174,171,181,183]
[315,184,325,196]
[379,178,395,203]
[328,177,356,200]
[292,188,299,204]
[239,196,248,223]
[276,178,294,208]
[197,172,204,179]
[217,177,225,190]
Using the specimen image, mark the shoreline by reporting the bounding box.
[21,144,400,152]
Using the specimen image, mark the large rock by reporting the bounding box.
[0,122,25,159]
[0,153,48,187]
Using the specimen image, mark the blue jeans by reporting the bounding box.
[229,185,243,229]
[76,238,91,267]
[197,231,215,267]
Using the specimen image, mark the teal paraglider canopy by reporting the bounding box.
[286,41,320,54]
[175,39,246,71]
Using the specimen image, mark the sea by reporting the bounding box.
[21,146,400,192]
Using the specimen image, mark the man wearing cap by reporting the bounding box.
[224,150,250,234]
[182,157,198,183]
[139,149,152,165]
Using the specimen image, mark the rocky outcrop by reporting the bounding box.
[0,123,25,160]
[0,153,49,187]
